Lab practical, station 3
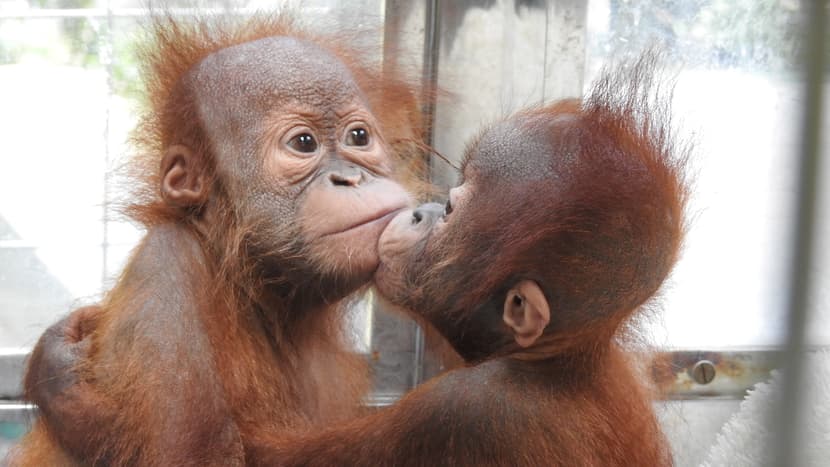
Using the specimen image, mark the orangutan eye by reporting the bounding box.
[346,127,370,147]
[443,199,453,217]
[288,133,318,153]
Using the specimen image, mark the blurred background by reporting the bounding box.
[0,1,827,465]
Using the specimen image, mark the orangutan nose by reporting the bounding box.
[411,203,443,225]
[329,169,363,187]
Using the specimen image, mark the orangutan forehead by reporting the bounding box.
[466,115,558,182]
[191,35,364,111]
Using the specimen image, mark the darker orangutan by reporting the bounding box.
[22,55,687,466]
[242,55,689,466]
[8,13,425,467]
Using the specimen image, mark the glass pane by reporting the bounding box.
[430,1,584,189]
[0,245,103,348]
[0,17,110,348]
[586,0,830,347]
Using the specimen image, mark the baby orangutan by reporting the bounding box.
[10,12,425,467]
[25,55,687,466]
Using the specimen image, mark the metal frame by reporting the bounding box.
[773,1,827,465]
[0,348,802,426]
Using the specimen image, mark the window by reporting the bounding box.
[584,0,830,348]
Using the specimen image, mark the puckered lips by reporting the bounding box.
[320,204,408,238]
[301,177,413,242]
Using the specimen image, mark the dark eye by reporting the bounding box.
[443,198,453,217]
[346,127,370,147]
[288,133,318,153]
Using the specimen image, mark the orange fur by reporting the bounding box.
[246,54,685,466]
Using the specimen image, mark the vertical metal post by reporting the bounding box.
[774,1,827,465]
[411,0,442,387]
[421,0,441,150]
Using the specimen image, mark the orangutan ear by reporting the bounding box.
[502,280,550,348]
[161,145,206,207]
